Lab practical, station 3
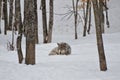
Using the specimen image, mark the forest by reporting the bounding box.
[0,0,120,80]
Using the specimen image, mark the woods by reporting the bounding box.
[0,0,110,71]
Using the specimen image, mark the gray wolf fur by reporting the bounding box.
[49,42,71,55]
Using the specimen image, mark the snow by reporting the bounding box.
[0,0,120,80]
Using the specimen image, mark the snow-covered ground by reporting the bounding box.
[0,0,120,80]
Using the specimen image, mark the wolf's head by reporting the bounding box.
[57,42,67,50]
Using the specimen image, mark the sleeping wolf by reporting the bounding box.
[49,42,71,55]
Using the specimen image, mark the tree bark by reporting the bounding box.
[104,0,110,28]
[23,0,28,36]
[15,0,23,63]
[3,0,8,35]
[99,0,105,33]
[83,0,90,37]
[72,0,78,39]
[8,0,14,30]
[34,0,39,44]
[91,0,107,71]
[0,0,2,33]
[47,0,54,43]
[41,0,48,43]
[87,1,91,34]
[25,0,36,65]
[17,34,23,63]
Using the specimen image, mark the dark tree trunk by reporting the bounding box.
[83,0,90,37]
[104,0,110,28]
[41,0,48,43]
[99,0,105,33]
[8,0,14,30]
[87,1,91,34]
[72,0,78,39]
[91,0,107,71]
[17,34,23,63]
[34,0,39,44]
[0,0,2,33]
[3,0,8,35]
[25,0,36,65]
[47,0,54,43]
[15,0,23,63]
[23,0,28,36]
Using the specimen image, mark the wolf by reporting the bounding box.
[49,42,71,55]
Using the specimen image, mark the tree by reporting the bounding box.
[25,0,36,65]
[104,0,110,28]
[83,0,90,36]
[8,0,14,30]
[72,0,79,39]
[34,0,39,44]
[41,0,48,43]
[91,0,107,71]
[87,1,91,34]
[99,0,105,33]
[82,1,86,21]
[7,0,15,51]
[47,0,54,43]
[3,0,8,35]
[15,0,23,63]
[0,0,2,33]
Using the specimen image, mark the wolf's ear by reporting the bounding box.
[64,43,67,45]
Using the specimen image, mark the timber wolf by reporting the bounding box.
[49,42,71,55]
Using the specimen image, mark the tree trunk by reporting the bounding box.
[25,0,36,65]
[15,0,23,63]
[3,0,8,35]
[91,0,107,71]
[41,0,48,43]
[34,0,39,44]
[72,0,78,39]
[104,0,110,28]
[47,0,54,43]
[99,0,105,33]
[83,0,90,37]
[87,1,91,34]
[0,0,2,33]
[17,34,23,63]
[23,0,28,36]
[8,0,14,30]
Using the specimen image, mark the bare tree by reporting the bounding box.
[23,0,28,36]
[25,0,36,65]
[41,0,48,43]
[72,0,79,39]
[82,1,85,21]
[34,0,39,44]
[47,0,54,43]
[104,0,110,28]
[8,0,14,30]
[87,1,91,34]
[3,0,8,35]
[91,0,107,71]
[0,0,2,33]
[7,0,15,51]
[15,0,23,63]
[83,0,90,36]
[99,0,105,33]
